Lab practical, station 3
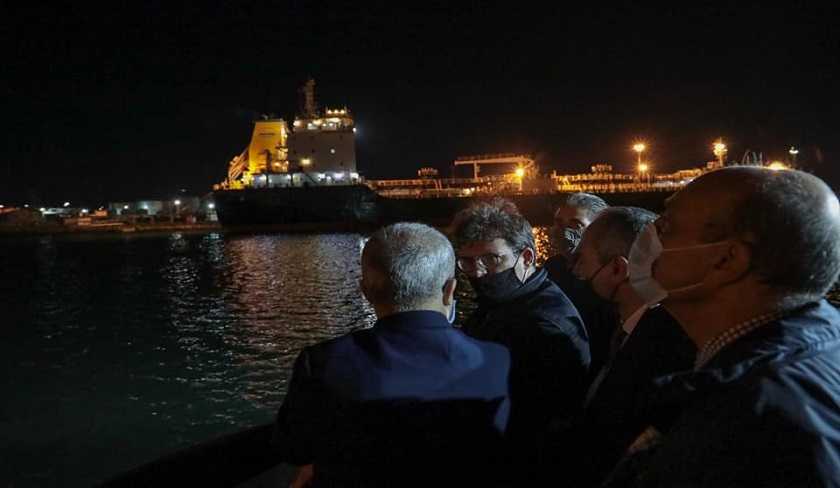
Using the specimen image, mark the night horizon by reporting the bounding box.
[4,3,839,206]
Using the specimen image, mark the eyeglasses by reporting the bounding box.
[456,252,514,273]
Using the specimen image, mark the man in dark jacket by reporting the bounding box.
[274,223,511,487]
[544,192,617,378]
[451,199,590,458]
[560,207,695,486]
[606,167,840,487]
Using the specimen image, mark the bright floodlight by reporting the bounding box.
[208,203,215,209]
[632,143,646,153]
[638,163,649,173]
[174,199,181,206]
[789,146,799,155]
[64,201,71,207]
[515,167,525,178]
[767,161,788,171]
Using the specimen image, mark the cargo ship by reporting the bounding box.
[212,80,714,229]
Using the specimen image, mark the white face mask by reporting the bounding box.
[628,223,730,305]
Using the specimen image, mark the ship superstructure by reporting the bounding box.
[217,79,360,191]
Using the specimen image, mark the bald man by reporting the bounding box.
[605,167,840,487]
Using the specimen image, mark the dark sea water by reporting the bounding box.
[0,229,837,487]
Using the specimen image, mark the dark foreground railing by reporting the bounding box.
[97,423,293,487]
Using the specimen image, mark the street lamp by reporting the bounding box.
[789,146,799,166]
[632,142,646,166]
[713,139,727,168]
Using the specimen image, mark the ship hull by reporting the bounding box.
[214,186,673,230]
[213,185,381,230]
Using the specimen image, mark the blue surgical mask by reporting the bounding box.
[447,299,457,324]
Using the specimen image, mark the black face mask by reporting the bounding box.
[582,259,625,303]
[468,259,525,303]
[553,227,583,257]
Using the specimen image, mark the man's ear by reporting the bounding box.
[442,277,457,306]
[711,240,752,286]
[522,247,536,268]
[613,256,630,279]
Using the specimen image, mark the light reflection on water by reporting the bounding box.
[0,228,836,486]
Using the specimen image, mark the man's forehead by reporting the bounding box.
[457,238,511,255]
[555,205,590,224]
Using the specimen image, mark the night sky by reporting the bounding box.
[4,3,839,206]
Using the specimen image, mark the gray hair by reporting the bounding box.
[715,168,840,307]
[586,207,657,264]
[559,193,609,221]
[362,222,455,310]
[450,198,534,253]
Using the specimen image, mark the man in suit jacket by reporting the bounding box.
[273,223,511,487]
[557,207,695,486]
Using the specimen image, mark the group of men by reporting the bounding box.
[273,167,840,487]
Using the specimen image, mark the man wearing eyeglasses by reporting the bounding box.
[451,199,590,471]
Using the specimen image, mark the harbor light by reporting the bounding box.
[301,158,311,166]
[333,172,344,180]
[124,205,129,210]
[64,201,71,207]
[767,161,789,171]
[174,199,181,206]
[515,167,525,178]
[39,207,46,212]
[0,205,4,209]
[208,203,215,210]
[713,139,728,168]
[24,204,29,208]
[638,163,649,173]
[81,209,89,214]
[789,146,799,165]
[632,142,646,168]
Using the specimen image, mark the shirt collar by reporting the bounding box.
[693,309,791,370]
[622,304,652,335]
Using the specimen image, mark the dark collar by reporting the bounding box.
[374,310,452,330]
